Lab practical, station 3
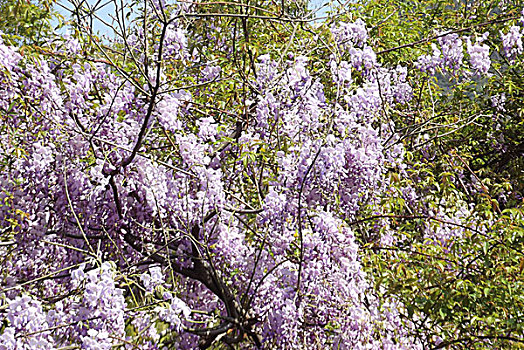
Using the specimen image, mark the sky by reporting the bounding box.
[54,0,333,36]
[55,0,119,37]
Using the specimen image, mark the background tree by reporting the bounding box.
[0,0,523,349]
[350,0,524,348]
[0,0,56,45]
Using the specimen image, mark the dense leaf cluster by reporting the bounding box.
[0,0,524,349]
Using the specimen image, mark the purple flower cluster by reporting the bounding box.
[0,17,431,349]
[501,26,523,62]
[491,93,506,112]
[157,294,191,332]
[416,33,464,73]
[200,64,221,82]
[0,263,126,349]
[415,43,442,74]
[438,33,464,70]
[466,33,491,74]
[243,41,421,347]
[331,18,369,49]
[415,21,524,77]
[141,266,165,293]
[0,295,54,349]
[164,24,187,60]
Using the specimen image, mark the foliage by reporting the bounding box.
[0,0,523,349]
[0,0,56,45]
